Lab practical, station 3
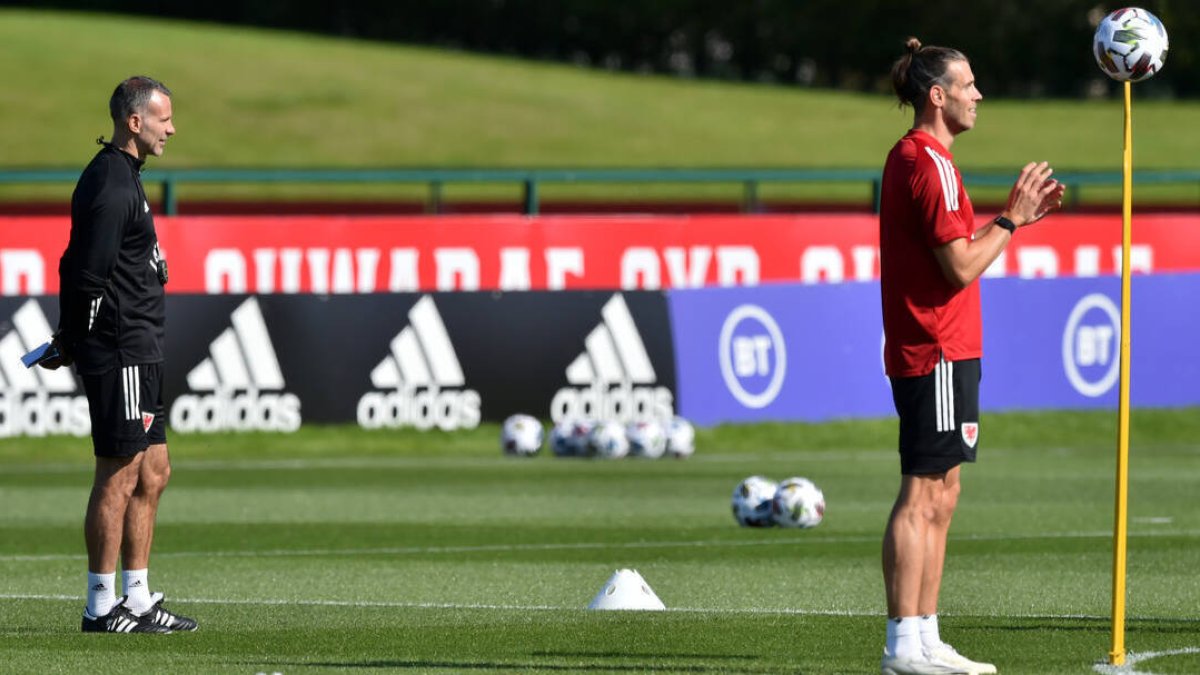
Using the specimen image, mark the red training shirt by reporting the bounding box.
[879,129,983,377]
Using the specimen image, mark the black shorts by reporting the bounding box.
[81,363,168,457]
[889,357,980,475]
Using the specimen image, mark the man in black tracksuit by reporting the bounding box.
[46,76,196,633]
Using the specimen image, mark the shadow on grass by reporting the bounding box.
[529,650,759,661]
[959,616,1200,635]
[238,660,782,673]
[241,653,787,672]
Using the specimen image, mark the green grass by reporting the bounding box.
[1,409,1198,672]
[0,9,1198,207]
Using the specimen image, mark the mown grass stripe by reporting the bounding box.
[11,592,1200,625]
[3,527,1199,563]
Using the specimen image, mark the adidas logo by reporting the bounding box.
[550,294,673,424]
[357,296,480,431]
[0,300,90,437]
[168,297,301,433]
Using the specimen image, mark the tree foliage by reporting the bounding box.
[28,0,1199,97]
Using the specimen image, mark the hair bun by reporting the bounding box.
[905,37,922,53]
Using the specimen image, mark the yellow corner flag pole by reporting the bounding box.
[1109,79,1133,667]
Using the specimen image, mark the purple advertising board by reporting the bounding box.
[666,273,1200,425]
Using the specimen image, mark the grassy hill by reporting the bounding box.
[1,9,1198,205]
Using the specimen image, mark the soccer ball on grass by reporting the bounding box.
[626,420,668,459]
[731,475,778,527]
[771,477,825,529]
[501,414,543,456]
[589,420,630,459]
[664,416,695,458]
[550,419,595,458]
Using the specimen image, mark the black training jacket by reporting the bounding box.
[57,143,166,375]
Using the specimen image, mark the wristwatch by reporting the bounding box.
[993,216,1016,234]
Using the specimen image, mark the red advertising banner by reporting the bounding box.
[2,213,1197,295]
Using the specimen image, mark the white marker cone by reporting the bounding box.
[586,569,666,610]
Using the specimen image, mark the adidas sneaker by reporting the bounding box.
[81,600,172,634]
[133,592,198,632]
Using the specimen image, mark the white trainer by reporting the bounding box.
[925,643,996,674]
[881,647,970,675]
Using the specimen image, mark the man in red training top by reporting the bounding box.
[877,38,1064,675]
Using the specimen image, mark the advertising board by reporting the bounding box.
[667,274,1200,424]
[2,213,1195,295]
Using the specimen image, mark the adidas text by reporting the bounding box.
[551,294,672,423]
[357,387,481,431]
[0,392,90,437]
[357,296,480,431]
[170,388,301,433]
[0,300,89,437]
[551,383,673,424]
[170,297,302,432]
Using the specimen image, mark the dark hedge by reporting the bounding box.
[18,0,1196,97]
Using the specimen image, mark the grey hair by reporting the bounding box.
[109,76,172,123]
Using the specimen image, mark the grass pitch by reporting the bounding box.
[1,409,1198,673]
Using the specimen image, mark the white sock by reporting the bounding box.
[919,614,944,648]
[86,572,117,618]
[886,616,923,660]
[123,568,152,614]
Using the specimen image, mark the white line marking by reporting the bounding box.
[1,593,565,612]
[1092,647,1200,675]
[0,537,820,562]
[5,592,1191,622]
[0,444,1143,475]
[0,449,895,474]
[4,529,1200,564]
[1132,517,1173,525]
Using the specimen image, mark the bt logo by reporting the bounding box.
[719,304,786,408]
[1062,293,1121,397]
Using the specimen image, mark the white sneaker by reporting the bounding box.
[925,643,996,674]
[881,647,970,675]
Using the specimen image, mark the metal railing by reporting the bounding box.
[3,167,1199,215]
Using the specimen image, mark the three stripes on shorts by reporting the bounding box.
[933,357,956,433]
[122,365,141,421]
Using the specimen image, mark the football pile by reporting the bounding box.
[501,414,695,460]
[731,475,825,529]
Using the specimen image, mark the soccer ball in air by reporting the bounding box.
[550,419,595,458]
[501,414,543,456]
[626,420,668,459]
[771,477,825,529]
[664,416,696,458]
[1093,7,1168,82]
[731,475,778,527]
[589,420,630,459]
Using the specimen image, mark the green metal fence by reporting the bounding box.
[3,168,1199,215]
